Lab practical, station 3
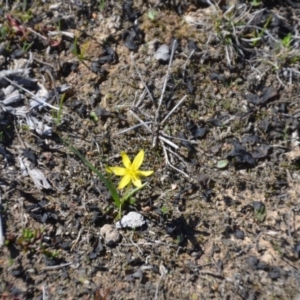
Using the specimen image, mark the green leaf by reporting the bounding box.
[148,9,158,21]
[250,0,262,7]
[160,206,168,214]
[282,33,292,48]
[121,183,147,203]
[217,159,229,169]
[90,111,99,122]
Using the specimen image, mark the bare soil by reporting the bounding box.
[0,1,300,299]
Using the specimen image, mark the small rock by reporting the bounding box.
[187,39,200,52]
[124,269,143,282]
[247,256,258,270]
[11,267,23,277]
[235,229,245,240]
[257,261,269,271]
[154,44,170,61]
[253,201,265,211]
[268,267,283,280]
[116,212,146,229]
[100,224,122,247]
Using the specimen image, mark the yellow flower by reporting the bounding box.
[106,150,153,189]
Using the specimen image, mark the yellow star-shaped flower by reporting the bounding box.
[106,150,153,189]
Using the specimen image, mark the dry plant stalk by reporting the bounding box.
[116,40,196,178]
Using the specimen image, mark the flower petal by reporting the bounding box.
[106,167,113,174]
[121,151,131,168]
[132,150,144,170]
[132,177,142,188]
[107,166,127,176]
[118,174,131,189]
[137,170,154,177]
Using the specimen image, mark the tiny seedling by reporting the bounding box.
[148,9,158,21]
[250,0,262,7]
[71,36,81,59]
[253,203,266,222]
[16,228,42,252]
[22,40,33,52]
[21,124,30,131]
[41,249,59,258]
[0,24,10,41]
[11,10,33,22]
[98,0,106,12]
[90,111,99,122]
[57,93,66,124]
[71,37,89,62]
[160,206,168,215]
[252,15,271,47]
[281,33,292,49]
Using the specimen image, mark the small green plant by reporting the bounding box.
[222,98,231,110]
[64,141,153,219]
[8,257,14,267]
[271,240,283,254]
[252,15,272,47]
[71,37,89,62]
[16,228,42,252]
[0,24,10,41]
[41,249,59,258]
[148,9,158,21]
[282,123,289,142]
[90,111,99,122]
[254,203,266,222]
[250,0,262,7]
[281,33,292,49]
[21,124,30,131]
[53,93,66,125]
[290,56,300,64]
[71,36,81,58]
[22,40,33,52]
[160,206,168,215]
[98,0,106,11]
[11,10,33,22]
[270,32,300,68]
[14,227,60,258]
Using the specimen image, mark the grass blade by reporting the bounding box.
[62,138,120,207]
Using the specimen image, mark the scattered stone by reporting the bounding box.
[247,256,258,270]
[235,229,245,240]
[187,39,200,51]
[227,140,256,167]
[253,201,264,210]
[124,269,143,282]
[257,261,269,271]
[246,86,278,105]
[122,26,143,51]
[268,267,284,280]
[154,44,170,61]
[100,224,122,247]
[116,212,146,229]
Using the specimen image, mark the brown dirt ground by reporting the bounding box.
[1,0,300,299]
